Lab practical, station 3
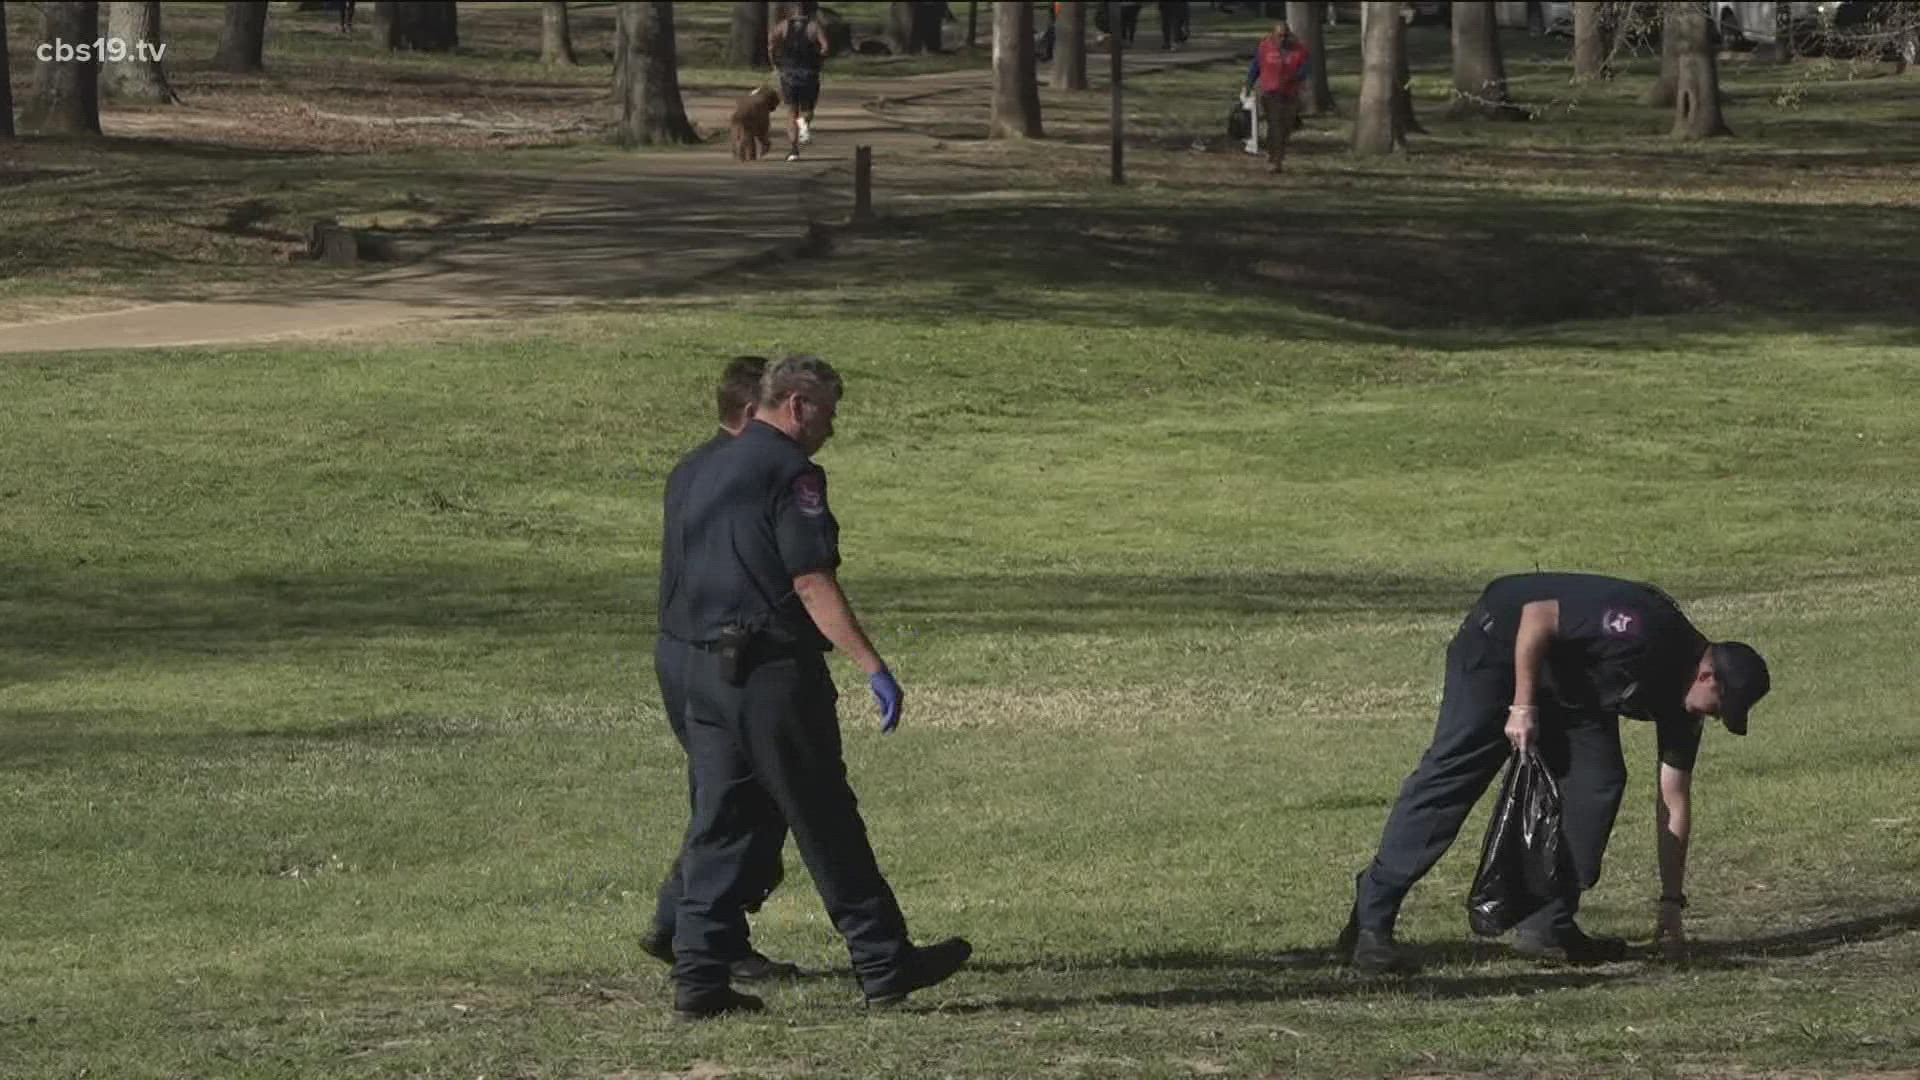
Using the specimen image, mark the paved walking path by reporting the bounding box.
[0,49,1239,356]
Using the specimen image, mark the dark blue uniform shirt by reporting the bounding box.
[1476,573,1709,770]
[657,421,841,651]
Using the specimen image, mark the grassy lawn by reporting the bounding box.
[5,8,1920,1079]
[4,289,1917,1077]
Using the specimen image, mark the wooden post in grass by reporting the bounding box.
[854,145,873,222]
[1108,0,1124,185]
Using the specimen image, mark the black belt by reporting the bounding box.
[670,635,817,658]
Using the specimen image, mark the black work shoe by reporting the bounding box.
[1351,929,1418,976]
[1512,924,1628,964]
[640,929,674,966]
[1335,906,1360,955]
[730,950,803,982]
[672,988,765,1023]
[864,936,973,1008]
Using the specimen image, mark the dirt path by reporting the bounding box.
[0,50,1239,356]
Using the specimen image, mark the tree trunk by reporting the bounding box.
[411,1,458,50]
[211,1,268,72]
[617,1,699,145]
[22,1,102,134]
[0,4,15,140]
[379,0,457,51]
[1767,0,1793,63]
[1644,4,1679,106]
[1288,1,1333,114]
[967,0,979,48]
[1573,0,1605,78]
[1054,1,1087,89]
[101,1,179,102]
[726,1,768,67]
[542,2,578,64]
[913,0,945,50]
[889,1,944,53]
[1389,2,1423,133]
[1449,1,1520,117]
[1353,0,1405,152]
[1671,0,1730,137]
[888,1,912,51]
[989,0,1041,137]
[374,0,398,48]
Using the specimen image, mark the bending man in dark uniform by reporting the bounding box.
[643,356,799,983]
[659,354,970,1020]
[1342,572,1771,974]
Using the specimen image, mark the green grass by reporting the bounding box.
[5,11,1920,1078]
[4,289,1919,1076]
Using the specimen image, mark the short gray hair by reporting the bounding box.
[758,353,843,411]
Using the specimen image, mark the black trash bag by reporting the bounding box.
[1226,98,1251,141]
[1466,748,1573,937]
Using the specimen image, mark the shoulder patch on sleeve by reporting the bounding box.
[792,472,827,518]
[1602,608,1642,638]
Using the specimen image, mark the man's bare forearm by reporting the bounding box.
[1511,599,1559,706]
[794,570,885,674]
[1656,764,1693,897]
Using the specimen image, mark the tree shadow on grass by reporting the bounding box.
[789,188,1920,347]
[0,565,1475,681]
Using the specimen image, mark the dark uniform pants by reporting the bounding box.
[1354,613,1629,935]
[1262,92,1299,170]
[650,636,787,944]
[670,642,911,997]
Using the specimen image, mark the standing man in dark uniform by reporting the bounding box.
[659,354,971,1020]
[1341,572,1771,974]
[643,356,800,983]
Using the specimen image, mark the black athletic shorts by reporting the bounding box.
[778,68,820,112]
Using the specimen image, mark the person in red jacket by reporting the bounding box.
[1243,18,1311,174]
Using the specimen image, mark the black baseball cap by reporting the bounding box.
[1710,641,1770,735]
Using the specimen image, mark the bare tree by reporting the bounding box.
[377,0,457,51]
[1450,1,1521,117]
[0,3,15,140]
[1353,0,1406,153]
[22,1,102,134]
[914,0,945,50]
[617,1,699,145]
[211,1,268,71]
[1573,0,1606,78]
[542,2,578,64]
[1768,0,1793,63]
[990,0,1041,137]
[1288,1,1334,114]
[1643,3,1679,106]
[1054,1,1087,90]
[888,1,943,53]
[726,1,768,67]
[101,2,180,102]
[1671,0,1729,137]
[1359,0,1405,151]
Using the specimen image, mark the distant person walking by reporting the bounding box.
[1158,0,1189,50]
[769,1,832,161]
[1243,16,1310,173]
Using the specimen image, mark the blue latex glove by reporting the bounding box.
[869,668,903,734]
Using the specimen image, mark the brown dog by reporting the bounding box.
[730,86,781,162]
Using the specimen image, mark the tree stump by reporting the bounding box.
[308,221,360,265]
